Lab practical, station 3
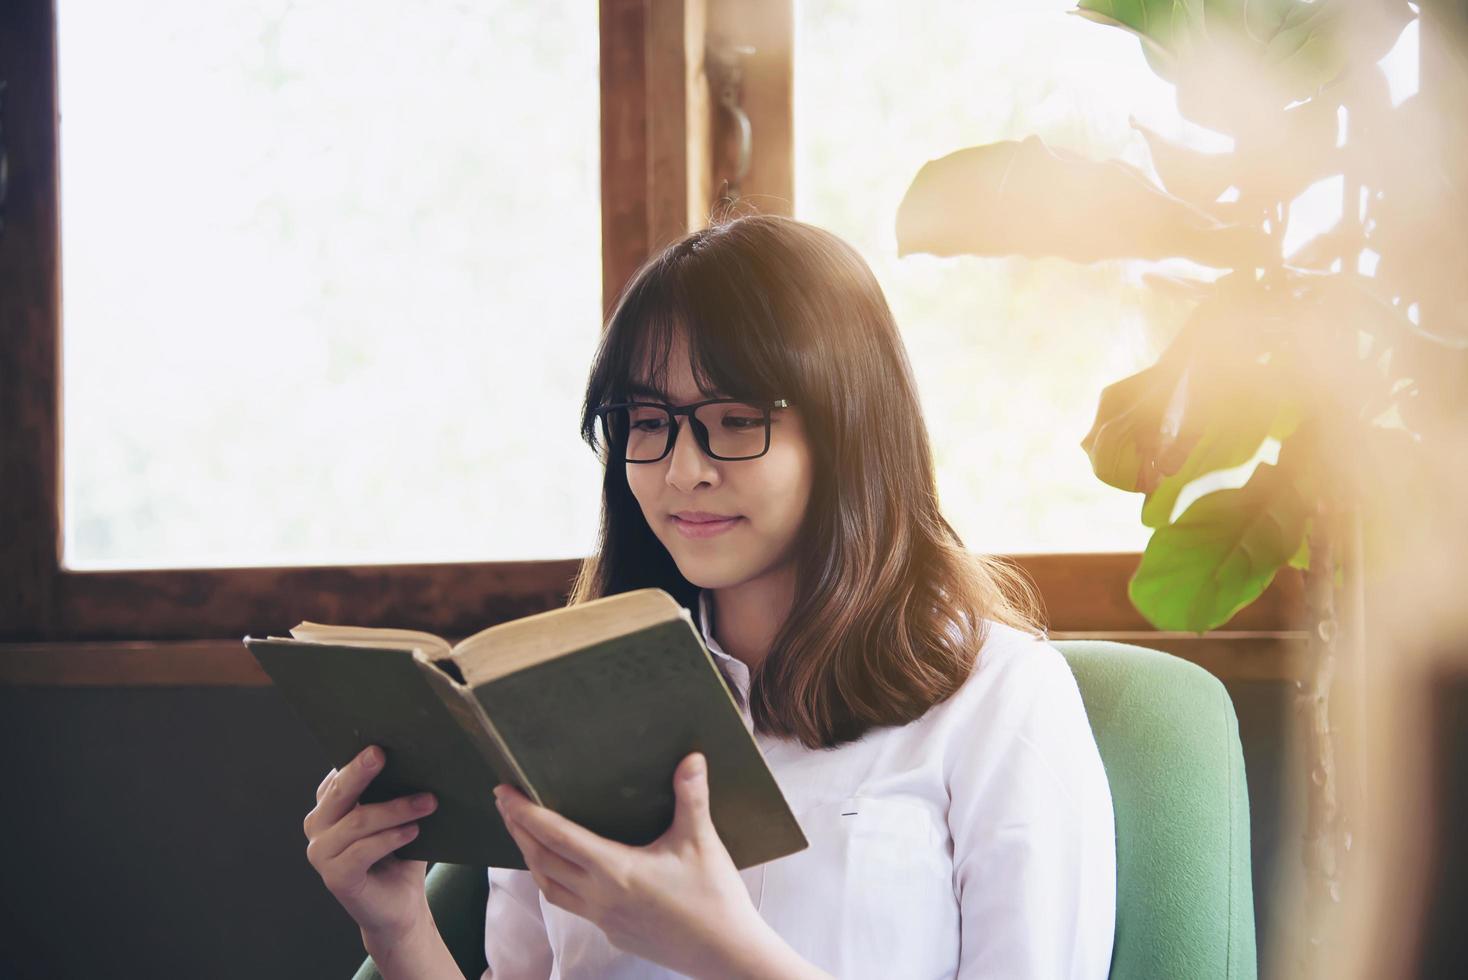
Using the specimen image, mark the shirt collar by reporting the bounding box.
[697,588,736,664]
[697,589,750,711]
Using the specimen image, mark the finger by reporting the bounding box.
[496,791,627,872]
[539,872,592,917]
[304,768,344,839]
[506,816,593,918]
[669,752,712,841]
[502,810,588,889]
[315,768,338,803]
[328,821,422,882]
[316,746,385,827]
[314,792,437,864]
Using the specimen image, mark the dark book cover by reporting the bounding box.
[244,591,806,870]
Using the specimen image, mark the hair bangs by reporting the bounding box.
[580,241,800,459]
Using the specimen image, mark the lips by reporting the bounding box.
[670,513,743,539]
[673,511,740,523]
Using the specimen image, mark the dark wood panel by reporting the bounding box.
[600,0,651,317]
[707,0,793,215]
[1012,552,1307,634]
[42,558,584,642]
[0,0,61,639]
[0,550,1308,681]
[0,630,1307,687]
[647,0,702,249]
[0,639,269,686]
[9,552,1306,643]
[1049,631,1311,683]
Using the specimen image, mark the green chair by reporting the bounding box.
[353,640,1257,980]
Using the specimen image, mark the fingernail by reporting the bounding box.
[362,747,380,769]
[686,752,705,778]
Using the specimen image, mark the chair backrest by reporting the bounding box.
[1052,639,1257,980]
[354,641,1259,980]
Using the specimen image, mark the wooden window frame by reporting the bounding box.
[0,0,1304,686]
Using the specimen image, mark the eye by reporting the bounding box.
[716,404,766,429]
[626,406,670,432]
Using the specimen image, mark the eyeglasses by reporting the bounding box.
[594,398,792,463]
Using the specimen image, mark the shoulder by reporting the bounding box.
[940,618,1081,731]
[928,618,1103,784]
[937,619,1111,813]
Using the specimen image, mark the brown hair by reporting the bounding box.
[570,213,1044,749]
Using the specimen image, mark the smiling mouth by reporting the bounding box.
[670,514,743,538]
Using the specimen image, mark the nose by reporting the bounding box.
[664,416,719,492]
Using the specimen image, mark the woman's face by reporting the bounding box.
[625,330,814,591]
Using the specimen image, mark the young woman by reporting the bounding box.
[304,215,1116,979]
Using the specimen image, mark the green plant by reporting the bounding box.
[896,0,1463,634]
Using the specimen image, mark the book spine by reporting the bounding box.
[415,654,544,807]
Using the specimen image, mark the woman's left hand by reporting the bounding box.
[493,751,771,980]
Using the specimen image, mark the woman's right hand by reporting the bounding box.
[303,744,440,944]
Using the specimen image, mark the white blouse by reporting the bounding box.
[482,590,1116,979]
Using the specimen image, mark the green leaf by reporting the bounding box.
[1070,5,1187,81]
[1129,460,1310,632]
[1081,360,1186,493]
[1085,279,1293,502]
[1076,1,1415,134]
[1139,406,1276,528]
[1073,1,1198,62]
[896,135,1270,267]
[1139,355,1297,528]
[1262,0,1416,82]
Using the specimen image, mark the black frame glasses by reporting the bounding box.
[594,397,792,463]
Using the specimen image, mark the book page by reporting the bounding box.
[451,589,686,686]
[288,621,454,661]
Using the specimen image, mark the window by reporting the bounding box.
[0,0,656,647]
[0,0,1305,676]
[58,0,603,569]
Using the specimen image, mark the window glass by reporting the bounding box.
[59,0,603,568]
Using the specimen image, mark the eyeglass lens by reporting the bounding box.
[606,402,770,461]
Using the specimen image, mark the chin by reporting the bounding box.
[666,554,753,591]
[672,566,739,591]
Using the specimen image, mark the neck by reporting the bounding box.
[708,566,796,673]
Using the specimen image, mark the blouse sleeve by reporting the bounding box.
[480,867,553,980]
[946,640,1116,980]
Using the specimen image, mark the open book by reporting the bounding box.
[243,587,806,870]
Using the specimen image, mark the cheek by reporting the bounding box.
[750,457,813,533]
[625,467,674,537]
[625,464,655,510]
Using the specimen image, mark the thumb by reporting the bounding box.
[669,752,712,839]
